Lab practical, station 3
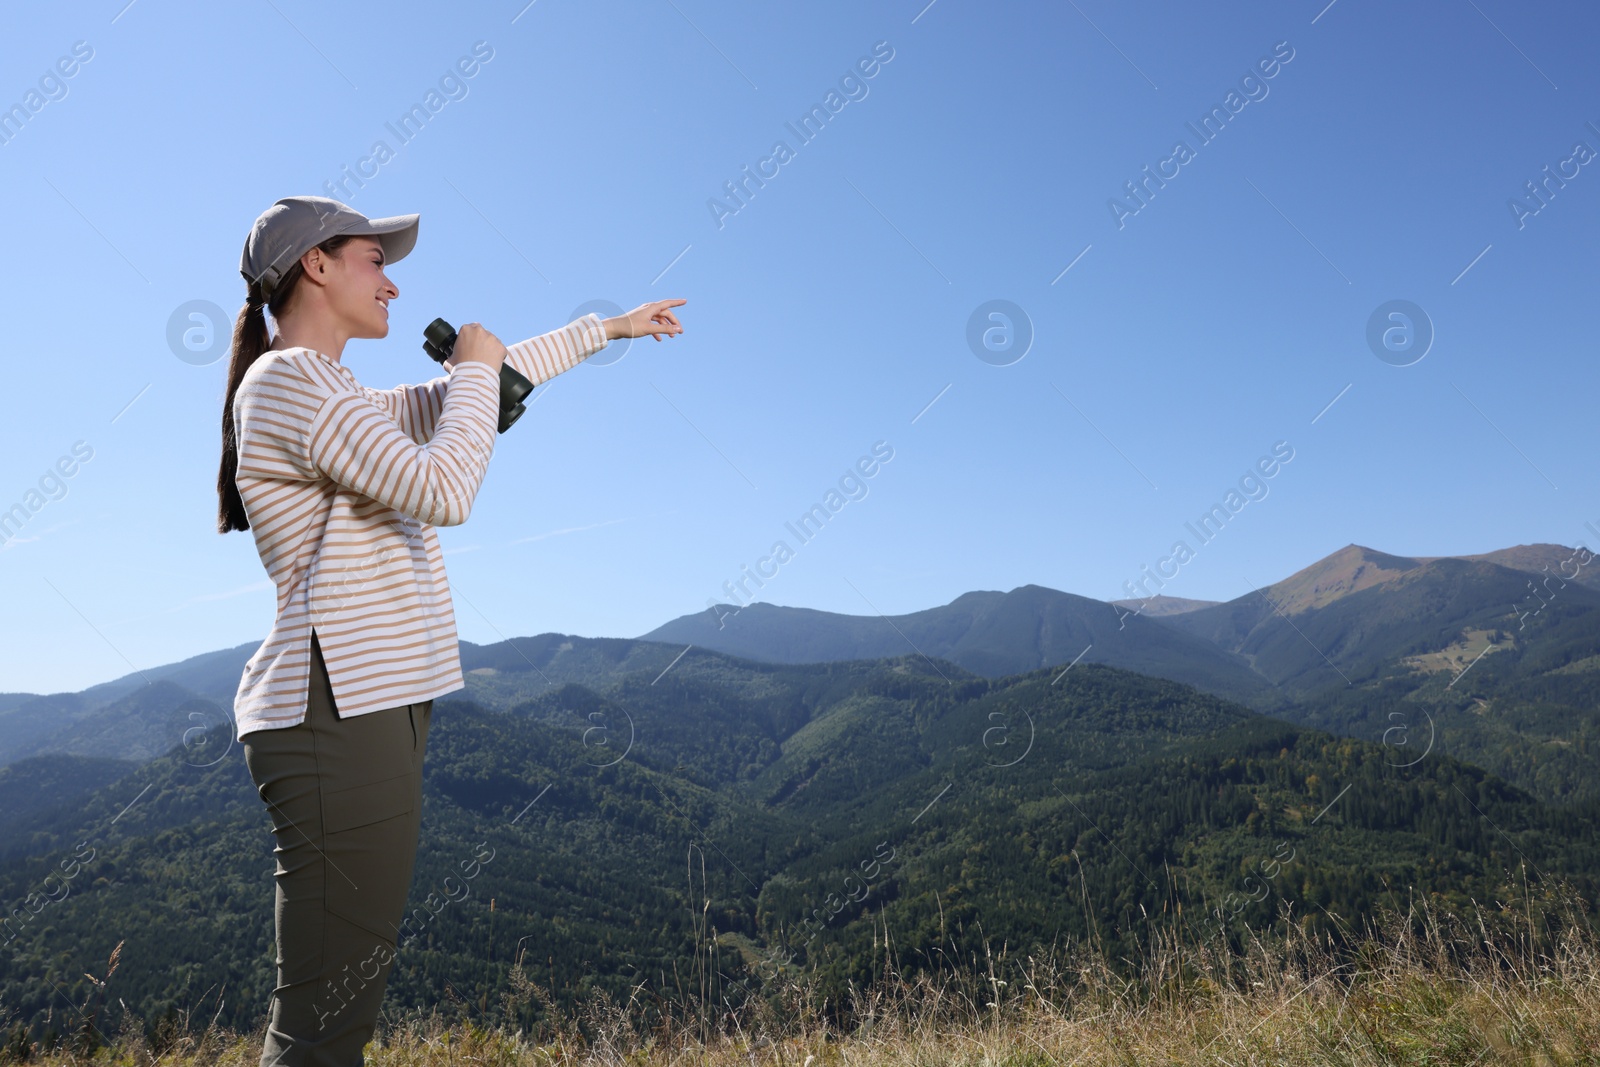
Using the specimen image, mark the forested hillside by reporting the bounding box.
[3,648,1595,1045]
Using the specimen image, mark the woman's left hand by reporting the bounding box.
[603,299,687,342]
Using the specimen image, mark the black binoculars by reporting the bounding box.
[422,318,535,434]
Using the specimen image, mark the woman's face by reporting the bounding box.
[318,235,398,339]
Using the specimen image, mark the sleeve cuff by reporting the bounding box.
[578,312,610,354]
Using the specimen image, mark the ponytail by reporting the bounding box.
[217,281,269,533]
[216,234,355,533]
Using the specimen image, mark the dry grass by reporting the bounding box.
[7,881,1599,1066]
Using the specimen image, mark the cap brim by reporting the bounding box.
[343,212,419,267]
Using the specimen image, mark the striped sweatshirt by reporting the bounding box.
[230,313,609,739]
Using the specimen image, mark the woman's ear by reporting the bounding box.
[299,246,328,288]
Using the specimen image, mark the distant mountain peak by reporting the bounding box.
[1258,544,1423,615]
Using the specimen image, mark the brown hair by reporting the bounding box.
[217,235,356,533]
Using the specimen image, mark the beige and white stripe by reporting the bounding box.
[231,314,609,738]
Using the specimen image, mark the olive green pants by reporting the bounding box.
[242,630,432,1067]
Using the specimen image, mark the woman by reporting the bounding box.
[219,194,684,1066]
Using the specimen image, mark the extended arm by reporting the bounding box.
[500,300,688,379]
[348,302,682,448]
[503,313,610,388]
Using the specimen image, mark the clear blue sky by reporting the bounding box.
[2,0,1595,695]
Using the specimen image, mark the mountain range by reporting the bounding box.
[6,541,1598,803]
[3,540,1599,1040]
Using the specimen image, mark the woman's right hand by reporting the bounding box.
[444,323,507,373]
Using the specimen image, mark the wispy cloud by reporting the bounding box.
[183,580,275,605]
[0,517,80,552]
[509,517,633,545]
[102,580,274,627]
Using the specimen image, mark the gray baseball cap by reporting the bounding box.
[240,195,419,299]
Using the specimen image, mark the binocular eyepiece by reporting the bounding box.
[423,318,535,434]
